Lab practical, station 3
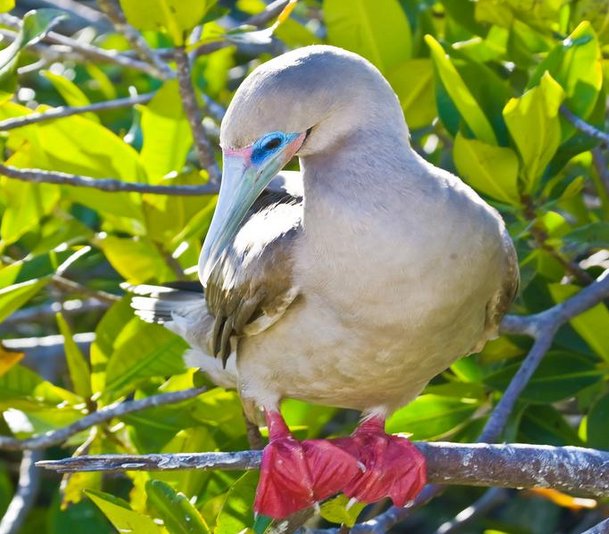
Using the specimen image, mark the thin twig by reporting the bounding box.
[0,450,43,534]
[51,275,121,304]
[174,47,221,184]
[582,517,609,534]
[36,442,609,499]
[0,164,220,196]
[96,0,174,79]
[560,105,609,146]
[246,0,290,27]
[1,14,162,78]
[0,298,107,327]
[0,93,155,131]
[0,387,206,451]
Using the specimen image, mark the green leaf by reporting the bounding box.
[56,313,92,398]
[86,489,162,534]
[118,0,212,45]
[324,0,411,73]
[0,363,82,411]
[587,392,609,450]
[484,351,602,403]
[0,248,84,322]
[146,479,210,534]
[518,405,583,446]
[214,471,258,534]
[453,133,520,204]
[0,148,61,245]
[386,394,480,439]
[104,319,187,398]
[90,298,134,393]
[530,22,602,127]
[387,59,436,130]
[562,222,609,255]
[425,35,497,145]
[0,9,67,97]
[95,235,174,284]
[41,70,99,122]
[548,284,609,362]
[140,81,192,184]
[0,278,48,324]
[503,72,564,192]
[319,494,365,528]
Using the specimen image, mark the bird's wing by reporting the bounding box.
[203,173,303,364]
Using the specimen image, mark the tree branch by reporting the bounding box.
[0,387,206,451]
[0,450,43,534]
[482,269,609,442]
[582,517,609,534]
[36,442,609,499]
[174,47,221,185]
[0,93,155,131]
[560,105,609,146]
[0,164,220,195]
[96,0,174,79]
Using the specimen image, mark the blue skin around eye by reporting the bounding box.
[251,132,287,165]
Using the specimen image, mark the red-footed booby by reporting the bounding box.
[131,45,519,519]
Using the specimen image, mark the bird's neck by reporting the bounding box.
[299,128,420,228]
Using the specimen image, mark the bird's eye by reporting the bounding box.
[263,137,282,151]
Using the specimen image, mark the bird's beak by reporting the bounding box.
[199,132,306,286]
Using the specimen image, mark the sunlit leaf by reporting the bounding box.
[214,471,258,534]
[146,479,210,534]
[320,494,365,527]
[426,35,497,145]
[325,0,411,72]
[119,0,213,45]
[453,133,520,204]
[387,394,480,439]
[503,72,564,192]
[56,312,92,398]
[86,489,163,534]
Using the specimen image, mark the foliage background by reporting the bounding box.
[0,0,609,532]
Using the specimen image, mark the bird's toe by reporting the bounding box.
[254,436,361,519]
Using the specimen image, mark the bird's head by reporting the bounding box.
[199,45,406,285]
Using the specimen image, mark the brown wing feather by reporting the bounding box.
[205,184,302,364]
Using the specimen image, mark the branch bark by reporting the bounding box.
[174,47,221,185]
[0,164,220,195]
[0,450,43,534]
[0,93,155,131]
[96,0,174,79]
[36,442,609,499]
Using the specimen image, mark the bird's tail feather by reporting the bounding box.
[124,283,204,324]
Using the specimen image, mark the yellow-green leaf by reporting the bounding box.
[387,59,437,130]
[119,0,212,45]
[453,132,520,204]
[324,0,411,73]
[503,72,564,192]
[56,313,92,398]
[426,35,497,145]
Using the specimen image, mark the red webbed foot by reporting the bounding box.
[334,416,426,507]
[254,411,362,519]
